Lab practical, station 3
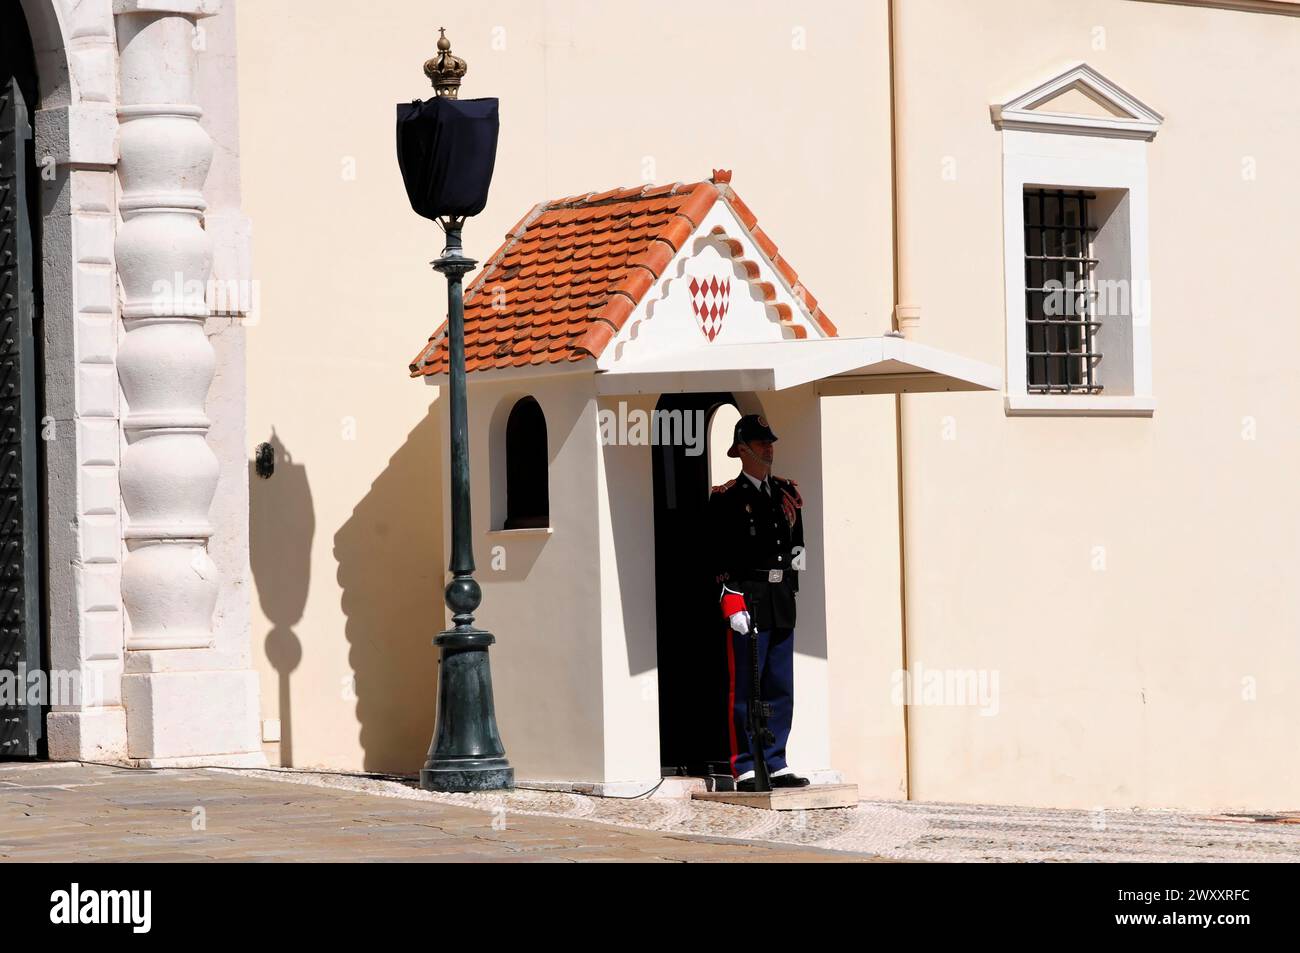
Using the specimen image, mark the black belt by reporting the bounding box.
[737,569,787,584]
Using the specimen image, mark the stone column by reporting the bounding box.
[115,11,217,650]
[113,0,262,765]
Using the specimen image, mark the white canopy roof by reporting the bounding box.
[594,334,1002,397]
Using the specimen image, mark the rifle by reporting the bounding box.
[746,617,774,793]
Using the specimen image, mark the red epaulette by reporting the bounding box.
[710,478,737,497]
[772,475,801,529]
[771,475,802,508]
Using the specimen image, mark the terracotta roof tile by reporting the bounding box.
[600,293,636,332]
[772,253,798,287]
[628,241,675,276]
[641,182,681,198]
[410,173,837,376]
[811,307,837,336]
[793,282,818,317]
[725,191,758,231]
[675,187,717,227]
[611,268,655,304]
[657,217,694,252]
[749,225,779,260]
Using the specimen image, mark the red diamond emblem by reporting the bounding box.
[690,273,731,342]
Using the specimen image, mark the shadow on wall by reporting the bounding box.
[335,408,443,774]
[249,430,313,767]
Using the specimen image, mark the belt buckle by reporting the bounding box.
[767,569,784,584]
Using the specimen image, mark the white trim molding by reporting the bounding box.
[990,63,1163,141]
[1136,0,1300,17]
[994,65,1161,419]
[1004,395,1157,417]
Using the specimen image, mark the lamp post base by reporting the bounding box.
[419,627,514,793]
[420,762,515,793]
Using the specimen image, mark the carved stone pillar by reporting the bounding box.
[113,0,263,765]
[115,7,218,651]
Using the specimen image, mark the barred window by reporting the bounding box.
[1023,189,1102,394]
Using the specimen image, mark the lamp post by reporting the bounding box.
[398,29,513,792]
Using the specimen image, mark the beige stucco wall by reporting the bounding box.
[238,0,897,775]
[235,0,1297,810]
[894,0,1300,810]
[465,373,606,781]
[238,2,448,771]
[822,394,908,798]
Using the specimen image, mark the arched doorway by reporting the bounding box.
[1,3,47,759]
[652,392,737,778]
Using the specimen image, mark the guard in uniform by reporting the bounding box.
[707,414,810,791]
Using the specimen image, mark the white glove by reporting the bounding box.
[728,611,751,634]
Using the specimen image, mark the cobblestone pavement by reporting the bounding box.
[256,769,1300,862]
[0,763,875,863]
[3,762,1298,862]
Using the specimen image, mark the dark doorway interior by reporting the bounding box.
[1,4,46,759]
[652,392,735,778]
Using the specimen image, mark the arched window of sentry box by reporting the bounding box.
[503,396,549,530]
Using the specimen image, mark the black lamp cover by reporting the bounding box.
[396,96,500,220]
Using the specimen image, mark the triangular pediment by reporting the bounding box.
[991,64,1162,140]
[1033,82,1130,119]
[599,200,832,369]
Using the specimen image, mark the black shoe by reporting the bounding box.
[735,777,760,792]
[771,772,810,788]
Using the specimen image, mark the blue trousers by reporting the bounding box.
[726,627,794,778]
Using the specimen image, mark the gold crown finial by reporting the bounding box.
[424,27,468,99]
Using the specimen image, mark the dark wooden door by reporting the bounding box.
[0,9,45,759]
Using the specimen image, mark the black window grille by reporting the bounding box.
[504,396,549,530]
[1024,188,1103,394]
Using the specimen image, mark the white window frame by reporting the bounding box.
[993,64,1162,417]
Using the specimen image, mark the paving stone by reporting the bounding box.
[0,764,867,863]
[17,762,1291,862]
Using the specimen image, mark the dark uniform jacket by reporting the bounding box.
[707,473,804,631]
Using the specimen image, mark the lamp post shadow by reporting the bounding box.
[249,430,312,767]
[335,410,442,774]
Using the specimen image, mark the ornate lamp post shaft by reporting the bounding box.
[440,220,477,611]
[417,31,513,793]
